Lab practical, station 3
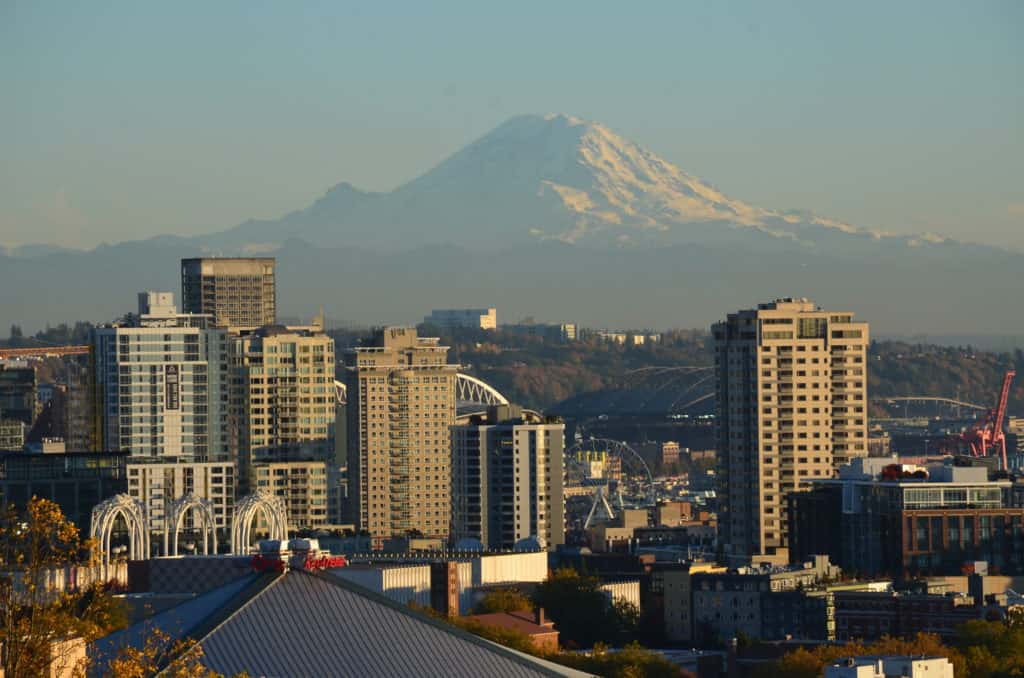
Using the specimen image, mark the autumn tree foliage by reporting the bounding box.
[474,588,534,614]
[0,497,226,677]
[0,497,108,676]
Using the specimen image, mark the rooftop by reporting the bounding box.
[92,569,584,677]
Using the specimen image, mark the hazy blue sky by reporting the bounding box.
[2,1,1021,250]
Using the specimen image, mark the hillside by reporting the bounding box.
[337,327,1024,418]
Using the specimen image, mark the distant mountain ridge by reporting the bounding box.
[2,113,1021,333]
[207,113,955,252]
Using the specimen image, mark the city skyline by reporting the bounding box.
[5,4,1024,674]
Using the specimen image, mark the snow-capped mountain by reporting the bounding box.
[2,113,1020,334]
[212,113,943,251]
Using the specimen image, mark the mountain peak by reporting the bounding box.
[211,112,931,250]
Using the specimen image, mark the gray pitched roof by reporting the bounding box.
[90,574,261,675]
[193,570,587,678]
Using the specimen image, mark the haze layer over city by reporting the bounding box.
[2,3,1023,678]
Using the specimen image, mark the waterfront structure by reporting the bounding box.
[0,451,129,531]
[713,297,869,564]
[789,456,1024,577]
[252,460,329,529]
[424,308,497,331]
[451,404,566,550]
[344,327,458,542]
[0,363,37,425]
[91,292,229,461]
[181,257,276,330]
[228,323,335,488]
[126,459,235,534]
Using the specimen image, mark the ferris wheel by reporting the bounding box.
[564,438,654,529]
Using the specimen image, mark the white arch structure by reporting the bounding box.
[455,373,509,407]
[230,491,289,554]
[90,494,149,562]
[335,373,509,408]
[164,493,218,557]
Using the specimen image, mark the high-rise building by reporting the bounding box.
[424,308,497,331]
[228,323,335,489]
[0,418,25,450]
[0,363,37,426]
[181,257,276,330]
[126,459,236,534]
[451,405,565,550]
[661,441,681,466]
[712,297,869,565]
[345,327,458,543]
[91,292,230,461]
[64,357,96,451]
[253,460,329,529]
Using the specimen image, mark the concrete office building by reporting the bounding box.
[345,327,458,543]
[713,298,869,565]
[0,418,24,450]
[825,656,954,678]
[181,257,276,331]
[92,292,229,461]
[64,357,96,452]
[0,451,129,531]
[424,308,497,331]
[451,405,566,550]
[253,460,329,529]
[0,363,37,426]
[126,459,235,534]
[691,556,843,643]
[790,456,1024,577]
[229,323,335,489]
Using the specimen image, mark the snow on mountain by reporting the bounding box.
[212,113,910,251]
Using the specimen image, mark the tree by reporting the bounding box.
[1,497,231,677]
[103,628,223,678]
[475,588,533,614]
[532,568,639,648]
[1,497,101,676]
[767,633,967,678]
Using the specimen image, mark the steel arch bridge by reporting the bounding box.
[334,373,509,408]
[871,396,988,421]
[872,396,986,411]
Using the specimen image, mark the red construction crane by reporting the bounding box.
[960,370,1016,470]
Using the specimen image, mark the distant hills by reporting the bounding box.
[2,113,1021,333]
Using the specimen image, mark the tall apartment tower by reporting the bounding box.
[229,322,335,489]
[345,327,458,543]
[451,405,565,550]
[181,257,276,331]
[712,298,869,565]
[92,292,229,461]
